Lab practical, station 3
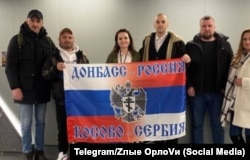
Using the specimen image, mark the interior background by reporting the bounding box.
[1,0,249,145]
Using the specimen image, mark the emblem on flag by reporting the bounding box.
[110,80,147,123]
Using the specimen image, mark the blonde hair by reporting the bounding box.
[231,29,250,68]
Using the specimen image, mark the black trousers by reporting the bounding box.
[56,104,68,154]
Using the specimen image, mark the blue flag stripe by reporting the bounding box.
[65,86,185,116]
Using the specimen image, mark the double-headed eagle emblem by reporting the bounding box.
[110,80,147,123]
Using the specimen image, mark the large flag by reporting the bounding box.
[64,59,186,143]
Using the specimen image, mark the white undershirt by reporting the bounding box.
[155,33,168,52]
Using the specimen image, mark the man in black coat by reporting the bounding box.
[5,9,56,160]
[140,13,191,144]
[186,15,233,144]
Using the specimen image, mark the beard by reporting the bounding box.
[60,42,73,50]
[201,32,213,40]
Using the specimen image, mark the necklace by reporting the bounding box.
[119,50,129,63]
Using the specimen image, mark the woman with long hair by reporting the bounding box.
[106,28,141,63]
[221,29,250,144]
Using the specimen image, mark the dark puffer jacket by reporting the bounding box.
[186,32,233,94]
[42,48,89,106]
[5,22,56,104]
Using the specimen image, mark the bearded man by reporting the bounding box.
[186,15,233,144]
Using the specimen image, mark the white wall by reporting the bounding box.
[1,0,249,145]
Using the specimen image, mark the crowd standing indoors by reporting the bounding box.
[5,10,246,160]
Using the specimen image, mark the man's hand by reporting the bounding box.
[181,54,191,63]
[12,88,23,101]
[187,87,195,97]
[57,62,65,71]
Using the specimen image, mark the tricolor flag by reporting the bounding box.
[64,59,186,143]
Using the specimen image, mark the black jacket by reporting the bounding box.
[42,48,89,106]
[140,31,186,61]
[5,22,56,104]
[186,32,233,94]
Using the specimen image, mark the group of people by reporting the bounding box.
[4,8,250,160]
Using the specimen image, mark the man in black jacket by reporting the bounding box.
[139,13,190,144]
[5,9,56,160]
[186,15,233,144]
[42,28,89,160]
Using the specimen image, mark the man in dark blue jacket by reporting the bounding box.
[186,15,233,144]
[5,9,56,160]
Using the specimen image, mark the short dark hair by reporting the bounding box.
[200,15,215,22]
